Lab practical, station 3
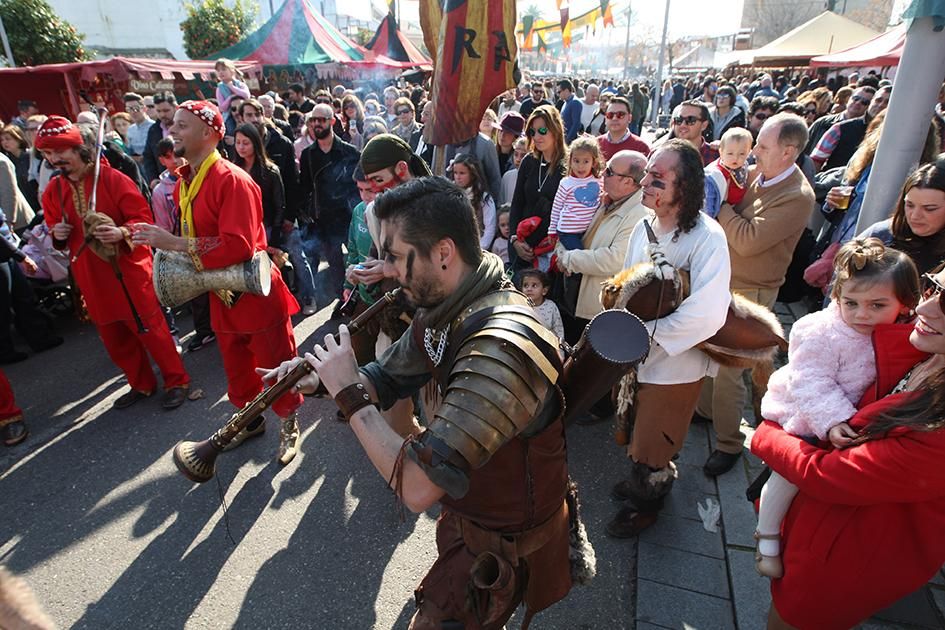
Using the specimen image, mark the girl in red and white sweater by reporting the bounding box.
[548,136,603,250]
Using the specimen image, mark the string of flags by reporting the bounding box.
[519,0,616,50]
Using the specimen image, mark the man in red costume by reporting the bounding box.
[38,116,190,410]
[133,101,304,465]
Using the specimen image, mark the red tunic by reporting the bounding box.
[174,158,298,333]
[42,165,161,325]
[751,324,945,630]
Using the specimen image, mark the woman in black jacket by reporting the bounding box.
[233,123,285,249]
[508,105,568,274]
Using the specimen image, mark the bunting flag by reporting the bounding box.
[537,33,547,54]
[559,6,569,31]
[517,5,608,40]
[522,15,535,50]
[561,7,572,48]
[601,0,614,27]
[421,0,519,146]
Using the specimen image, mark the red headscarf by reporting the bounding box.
[179,100,225,139]
[34,116,83,151]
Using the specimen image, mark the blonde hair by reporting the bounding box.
[830,237,920,310]
[567,135,604,177]
[719,127,752,149]
[214,58,242,80]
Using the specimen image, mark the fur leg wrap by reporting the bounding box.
[566,480,597,586]
[625,458,678,512]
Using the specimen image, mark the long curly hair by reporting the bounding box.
[660,139,705,237]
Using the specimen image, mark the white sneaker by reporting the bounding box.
[302,299,318,316]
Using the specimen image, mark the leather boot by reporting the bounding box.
[278,413,300,465]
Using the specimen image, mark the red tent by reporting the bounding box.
[365,13,432,69]
[0,57,262,120]
[810,24,906,68]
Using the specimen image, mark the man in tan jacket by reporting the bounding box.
[556,150,649,328]
[697,113,815,476]
[556,150,648,422]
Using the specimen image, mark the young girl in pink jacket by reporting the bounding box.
[755,238,920,578]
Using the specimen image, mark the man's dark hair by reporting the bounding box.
[778,102,806,117]
[373,176,483,267]
[289,82,305,95]
[659,139,704,235]
[749,95,779,116]
[16,99,36,111]
[241,98,264,116]
[558,79,575,93]
[702,77,717,90]
[152,91,177,106]
[715,84,737,105]
[679,99,710,121]
[857,75,880,89]
[608,96,631,112]
[156,137,175,157]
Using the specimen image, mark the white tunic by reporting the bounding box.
[622,212,732,384]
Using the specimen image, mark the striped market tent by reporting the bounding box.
[365,13,432,69]
[210,0,398,73]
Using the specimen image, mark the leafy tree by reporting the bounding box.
[0,0,91,66]
[180,0,256,60]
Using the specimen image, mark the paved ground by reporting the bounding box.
[0,302,635,629]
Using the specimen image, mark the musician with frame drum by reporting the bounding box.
[37,117,191,410]
[266,177,578,629]
[133,101,304,465]
[606,139,732,538]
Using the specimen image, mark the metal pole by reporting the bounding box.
[0,14,14,67]
[856,15,945,232]
[622,2,632,80]
[650,0,670,125]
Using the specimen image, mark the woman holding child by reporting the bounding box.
[754,170,945,628]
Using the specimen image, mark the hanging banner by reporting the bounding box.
[421,0,520,146]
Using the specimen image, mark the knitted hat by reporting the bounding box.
[360,133,431,177]
[34,116,82,151]
[178,100,225,138]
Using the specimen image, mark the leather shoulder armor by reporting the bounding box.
[424,289,564,470]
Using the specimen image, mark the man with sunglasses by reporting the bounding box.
[519,84,552,120]
[810,85,890,172]
[141,92,178,187]
[123,92,153,166]
[804,85,875,155]
[747,95,779,141]
[670,100,718,166]
[296,103,361,313]
[597,96,650,161]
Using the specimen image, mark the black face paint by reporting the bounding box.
[405,249,415,284]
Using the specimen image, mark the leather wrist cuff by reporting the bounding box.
[334,382,375,422]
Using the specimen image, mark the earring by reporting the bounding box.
[441,264,447,270]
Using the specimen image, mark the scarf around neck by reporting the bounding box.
[418,251,510,332]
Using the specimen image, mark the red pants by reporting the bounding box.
[96,310,190,394]
[0,369,22,426]
[215,318,303,418]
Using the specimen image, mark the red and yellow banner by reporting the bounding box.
[421,0,519,147]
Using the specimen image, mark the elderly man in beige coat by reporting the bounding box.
[556,149,649,325]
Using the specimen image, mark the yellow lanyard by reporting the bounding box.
[178,150,220,245]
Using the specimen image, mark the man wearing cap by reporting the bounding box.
[132,101,304,465]
[37,116,191,410]
[495,111,525,175]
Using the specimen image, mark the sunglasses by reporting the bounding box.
[805,108,817,115]
[312,116,331,123]
[752,112,769,121]
[851,95,872,105]
[230,107,240,113]
[922,273,945,310]
[127,106,142,112]
[526,127,549,137]
[605,111,627,120]
[673,115,702,126]
[316,99,332,104]
[395,109,412,115]
[605,166,635,181]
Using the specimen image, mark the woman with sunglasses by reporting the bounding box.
[709,85,746,142]
[340,94,365,149]
[508,105,568,273]
[753,261,945,629]
[858,156,945,277]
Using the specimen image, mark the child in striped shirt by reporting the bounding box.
[548,136,604,250]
